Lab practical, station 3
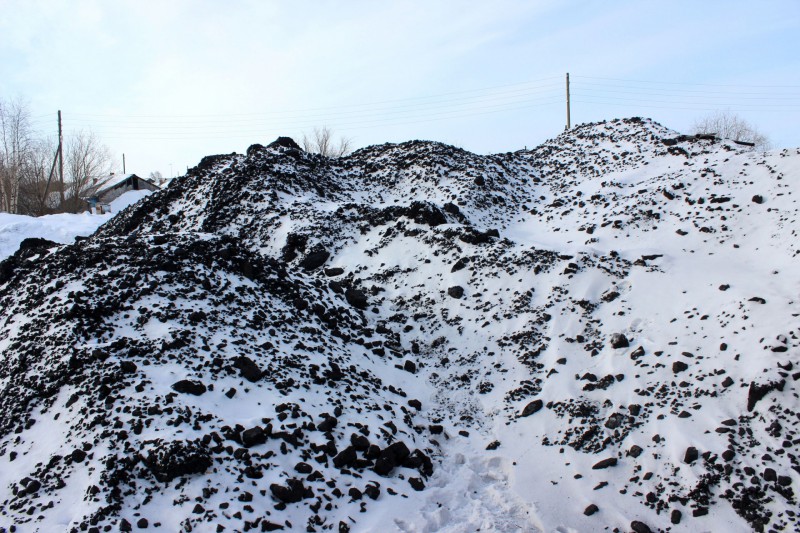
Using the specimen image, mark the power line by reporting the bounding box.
[67,77,563,120]
[83,99,564,140]
[572,99,799,114]
[572,83,800,99]
[28,73,799,148]
[65,89,563,129]
[68,95,564,133]
[571,93,800,108]
[573,75,800,89]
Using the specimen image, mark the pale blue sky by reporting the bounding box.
[2,0,798,177]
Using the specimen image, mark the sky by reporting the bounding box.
[1,0,799,178]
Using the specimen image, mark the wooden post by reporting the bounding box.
[58,110,65,206]
[565,73,571,131]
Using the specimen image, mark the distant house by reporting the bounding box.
[88,174,160,213]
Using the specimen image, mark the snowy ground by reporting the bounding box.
[0,190,151,261]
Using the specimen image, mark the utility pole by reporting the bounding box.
[565,73,571,131]
[123,153,126,174]
[58,110,65,206]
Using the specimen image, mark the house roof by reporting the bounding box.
[94,174,160,199]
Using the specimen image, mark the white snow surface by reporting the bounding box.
[1,119,799,533]
[0,189,152,261]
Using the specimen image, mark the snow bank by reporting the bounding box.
[0,189,152,261]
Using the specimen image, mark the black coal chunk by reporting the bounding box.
[233,356,263,382]
[592,457,618,470]
[672,360,689,374]
[447,286,464,299]
[241,426,267,448]
[333,446,357,468]
[374,441,410,476]
[451,257,470,272]
[684,447,698,464]
[520,399,543,417]
[609,333,629,349]
[345,288,368,309]
[364,484,380,500]
[270,478,313,503]
[628,445,643,458]
[23,478,41,494]
[171,379,206,396]
[317,415,337,433]
[300,247,330,271]
[71,448,87,463]
[119,360,138,373]
[267,136,301,150]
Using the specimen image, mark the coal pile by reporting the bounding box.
[1,117,799,532]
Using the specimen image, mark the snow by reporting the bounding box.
[0,189,152,261]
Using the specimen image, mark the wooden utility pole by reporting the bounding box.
[565,73,571,130]
[58,110,65,206]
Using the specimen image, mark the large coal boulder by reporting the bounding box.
[299,247,330,271]
[345,288,368,309]
[171,379,207,396]
[233,356,263,382]
[609,333,629,349]
[267,136,301,150]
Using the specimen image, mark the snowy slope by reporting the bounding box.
[0,190,153,261]
[1,120,799,533]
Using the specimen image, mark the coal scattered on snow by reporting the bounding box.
[1,117,800,532]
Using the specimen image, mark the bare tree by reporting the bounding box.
[63,130,114,212]
[149,170,165,186]
[0,98,33,213]
[692,110,771,150]
[17,138,58,216]
[302,126,352,157]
